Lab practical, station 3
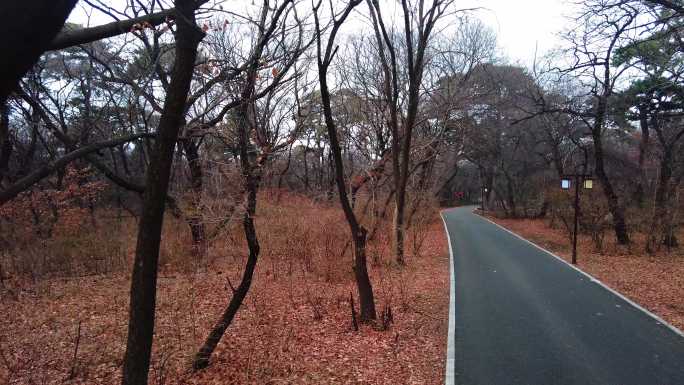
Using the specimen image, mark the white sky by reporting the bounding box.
[68,0,575,68]
[464,0,573,66]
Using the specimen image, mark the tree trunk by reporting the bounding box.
[314,2,376,320]
[181,138,207,262]
[595,156,630,244]
[592,99,630,244]
[392,202,405,262]
[648,150,673,252]
[505,173,517,218]
[121,2,203,384]
[192,141,261,369]
[192,200,259,369]
[662,185,679,248]
[0,103,11,184]
[192,0,297,360]
[320,73,376,321]
[536,200,549,219]
[276,142,293,196]
[435,165,459,204]
[635,106,650,206]
[18,107,39,179]
[303,137,310,191]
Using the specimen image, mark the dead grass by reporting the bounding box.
[0,192,449,384]
[484,213,684,332]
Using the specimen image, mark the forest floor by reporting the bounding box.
[481,211,684,332]
[0,193,449,384]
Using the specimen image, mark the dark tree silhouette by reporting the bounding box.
[314,0,376,321]
[0,0,78,104]
[121,1,204,384]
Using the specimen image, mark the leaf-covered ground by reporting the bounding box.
[486,214,684,332]
[0,198,449,384]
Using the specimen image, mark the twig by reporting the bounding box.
[225,276,237,294]
[66,320,82,380]
[349,291,359,332]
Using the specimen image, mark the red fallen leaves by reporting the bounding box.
[0,195,449,385]
[490,215,684,331]
[0,166,106,240]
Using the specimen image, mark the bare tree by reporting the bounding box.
[121,1,204,384]
[560,0,639,244]
[313,0,376,321]
[193,0,310,368]
[366,0,456,264]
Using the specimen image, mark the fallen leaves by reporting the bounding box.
[0,195,449,384]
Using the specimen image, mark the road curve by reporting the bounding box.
[442,206,684,385]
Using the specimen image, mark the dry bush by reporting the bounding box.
[547,188,575,242]
[0,167,129,280]
[547,186,615,253]
[0,213,130,280]
[578,189,611,253]
[408,197,440,260]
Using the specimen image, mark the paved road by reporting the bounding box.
[442,206,684,385]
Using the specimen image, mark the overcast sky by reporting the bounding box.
[465,0,573,65]
[68,0,575,67]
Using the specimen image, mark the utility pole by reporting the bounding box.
[572,175,580,265]
[561,174,593,265]
[479,168,485,214]
[481,185,485,213]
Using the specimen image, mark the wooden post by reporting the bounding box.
[572,175,580,265]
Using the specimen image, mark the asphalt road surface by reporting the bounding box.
[442,206,684,385]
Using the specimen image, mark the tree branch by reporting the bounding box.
[49,8,175,50]
[0,133,154,205]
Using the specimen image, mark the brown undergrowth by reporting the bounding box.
[0,192,449,384]
[483,213,684,332]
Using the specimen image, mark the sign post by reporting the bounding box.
[561,174,593,264]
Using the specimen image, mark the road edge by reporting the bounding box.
[440,211,456,385]
[475,211,684,339]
